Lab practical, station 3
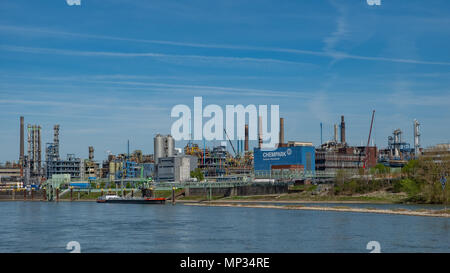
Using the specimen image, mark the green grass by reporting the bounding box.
[288,185,318,192]
[154,189,185,198]
[67,191,103,200]
[184,192,404,203]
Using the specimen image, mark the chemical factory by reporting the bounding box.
[0,111,447,194]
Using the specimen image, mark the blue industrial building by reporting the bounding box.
[253,146,315,172]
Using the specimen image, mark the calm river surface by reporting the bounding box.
[0,201,448,253]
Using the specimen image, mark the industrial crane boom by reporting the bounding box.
[223,129,237,156]
[364,110,376,169]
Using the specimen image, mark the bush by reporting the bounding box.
[190,168,204,182]
[399,178,421,196]
[392,180,403,193]
[402,160,419,175]
[372,163,390,175]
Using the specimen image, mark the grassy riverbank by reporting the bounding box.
[176,188,409,204]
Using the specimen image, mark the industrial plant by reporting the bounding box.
[0,111,447,200]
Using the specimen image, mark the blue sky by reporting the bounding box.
[1,0,450,162]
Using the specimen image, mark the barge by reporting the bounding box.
[97,195,166,204]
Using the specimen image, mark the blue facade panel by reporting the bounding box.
[253,146,315,172]
[70,182,90,189]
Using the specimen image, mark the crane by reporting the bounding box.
[364,110,376,169]
[223,129,237,156]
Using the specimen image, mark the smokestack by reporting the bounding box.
[244,124,249,152]
[54,125,60,159]
[37,125,41,175]
[414,119,421,157]
[258,116,263,149]
[32,125,37,173]
[334,124,338,143]
[340,115,346,144]
[27,125,31,173]
[20,116,24,163]
[279,118,284,147]
[89,146,94,161]
[320,122,323,145]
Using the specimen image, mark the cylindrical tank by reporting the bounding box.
[166,135,175,157]
[109,161,115,181]
[154,134,164,164]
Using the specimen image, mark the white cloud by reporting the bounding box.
[323,0,349,57]
[1,25,450,66]
[0,45,313,67]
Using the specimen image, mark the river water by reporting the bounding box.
[0,201,448,253]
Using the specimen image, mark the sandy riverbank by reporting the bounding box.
[177,199,395,204]
[183,202,450,218]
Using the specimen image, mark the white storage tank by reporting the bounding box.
[154,134,164,164]
[166,135,175,157]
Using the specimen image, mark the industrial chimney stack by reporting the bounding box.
[334,124,338,143]
[19,116,24,177]
[54,125,60,160]
[414,119,421,157]
[258,116,263,149]
[20,116,24,162]
[340,115,346,144]
[279,118,284,147]
[244,124,249,152]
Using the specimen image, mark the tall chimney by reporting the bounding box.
[54,125,60,159]
[258,116,263,149]
[19,117,24,177]
[334,124,338,143]
[20,116,24,160]
[340,115,346,144]
[26,125,31,184]
[32,125,37,173]
[27,125,31,172]
[244,124,249,152]
[37,125,42,176]
[279,118,284,147]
